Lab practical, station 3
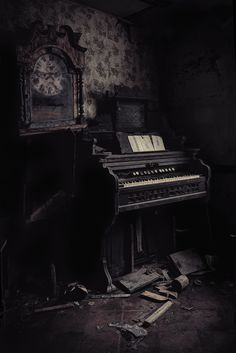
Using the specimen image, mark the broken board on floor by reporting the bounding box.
[169,248,207,275]
[116,267,162,293]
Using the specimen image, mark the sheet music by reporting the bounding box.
[143,136,155,151]
[128,134,165,152]
[134,136,146,152]
[151,135,165,151]
[137,136,148,152]
[128,136,140,152]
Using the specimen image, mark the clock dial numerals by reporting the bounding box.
[32,54,66,96]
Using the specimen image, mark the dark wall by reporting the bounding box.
[163,5,236,257]
[135,1,236,257]
[133,1,235,161]
[159,6,236,165]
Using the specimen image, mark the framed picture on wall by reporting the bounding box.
[115,96,148,132]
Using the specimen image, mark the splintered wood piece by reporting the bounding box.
[141,290,168,302]
[154,284,170,291]
[143,301,173,326]
[156,288,178,299]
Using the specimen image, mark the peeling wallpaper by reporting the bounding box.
[1,0,158,118]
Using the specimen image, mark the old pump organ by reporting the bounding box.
[81,96,210,292]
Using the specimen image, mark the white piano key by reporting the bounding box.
[121,174,200,188]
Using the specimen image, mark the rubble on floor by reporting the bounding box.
[2,249,235,353]
[169,248,208,275]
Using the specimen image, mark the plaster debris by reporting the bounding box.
[108,322,148,339]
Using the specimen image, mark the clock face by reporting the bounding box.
[31,54,66,96]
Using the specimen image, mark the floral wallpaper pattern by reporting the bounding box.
[1,0,158,118]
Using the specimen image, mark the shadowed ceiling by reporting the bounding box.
[76,0,232,18]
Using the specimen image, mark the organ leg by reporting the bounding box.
[101,233,116,293]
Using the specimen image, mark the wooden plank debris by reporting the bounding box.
[162,269,171,281]
[143,301,173,326]
[141,290,168,302]
[117,268,162,293]
[169,248,207,275]
[34,302,75,313]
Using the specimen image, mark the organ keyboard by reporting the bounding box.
[98,150,210,214]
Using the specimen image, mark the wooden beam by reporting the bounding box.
[143,301,173,326]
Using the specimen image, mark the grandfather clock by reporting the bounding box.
[17,21,87,131]
[16,22,88,223]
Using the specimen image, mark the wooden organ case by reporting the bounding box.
[81,96,211,293]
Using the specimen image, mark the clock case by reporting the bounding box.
[17,22,87,133]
